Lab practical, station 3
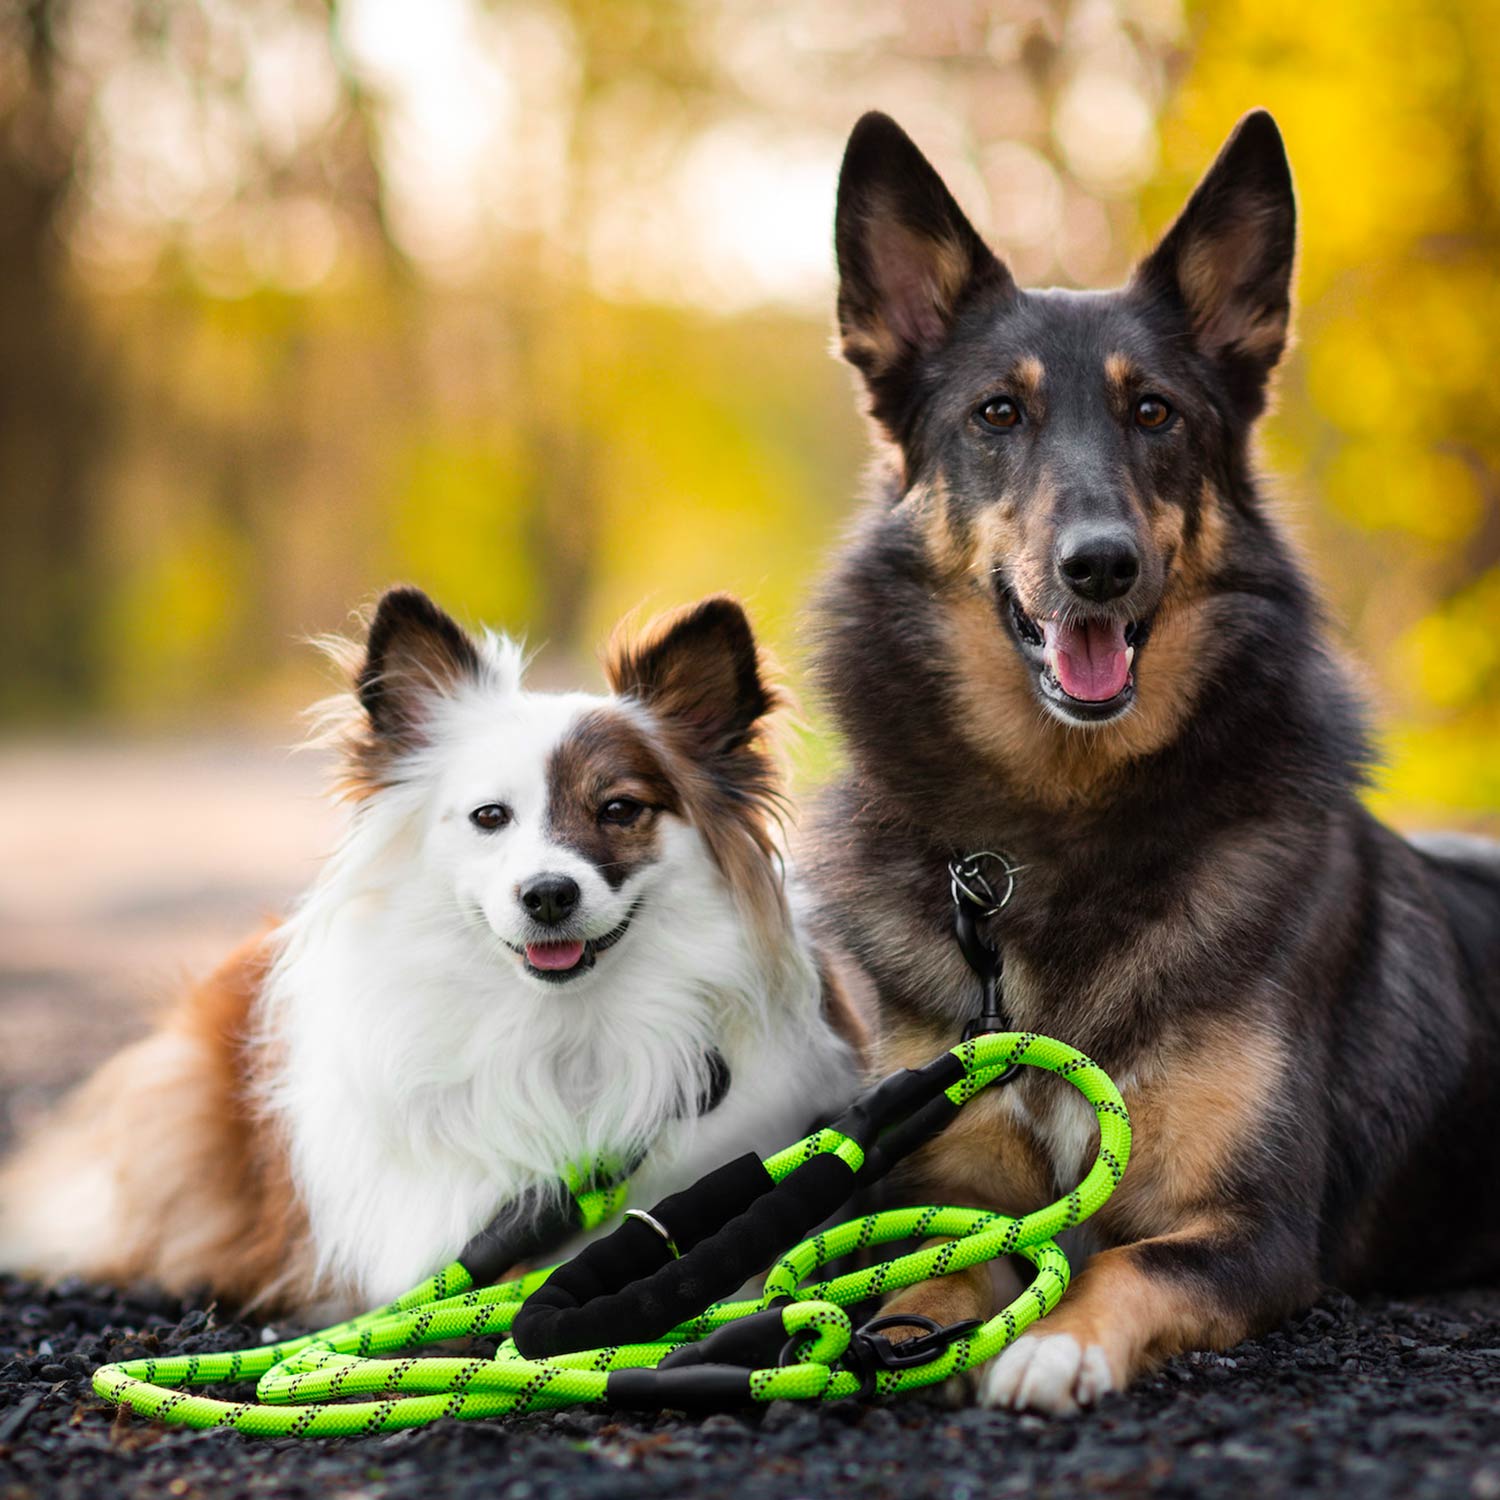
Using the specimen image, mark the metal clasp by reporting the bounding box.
[948,850,1020,917]
[948,850,1023,1056]
[847,1314,984,1396]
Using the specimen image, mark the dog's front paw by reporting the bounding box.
[980,1333,1115,1415]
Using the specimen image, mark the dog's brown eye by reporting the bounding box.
[978,397,1022,430]
[470,803,512,832]
[599,798,644,827]
[1135,396,1172,430]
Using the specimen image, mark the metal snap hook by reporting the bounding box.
[947,850,1023,916]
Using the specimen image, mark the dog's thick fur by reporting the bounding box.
[806,109,1500,1414]
[0,589,862,1315]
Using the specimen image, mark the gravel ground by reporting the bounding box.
[4,740,1499,1498]
[2,1274,1498,1500]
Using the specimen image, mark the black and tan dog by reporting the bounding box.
[805,108,1500,1413]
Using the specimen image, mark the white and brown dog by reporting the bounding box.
[0,588,862,1316]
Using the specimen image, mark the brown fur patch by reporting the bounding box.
[816,949,874,1062]
[840,325,897,377]
[170,933,310,1303]
[916,1088,1056,1217]
[1103,351,1136,397]
[904,475,979,588]
[1013,356,1045,408]
[1146,494,1187,561]
[972,486,1052,614]
[0,930,314,1309]
[874,1020,1054,1216]
[1176,200,1290,361]
[878,1246,1002,1335]
[844,207,977,374]
[546,709,682,890]
[604,597,791,951]
[874,1014,1280,1239]
[1098,1020,1285,1242]
[1027,1220,1245,1386]
[1179,478,1229,586]
[846,195,984,378]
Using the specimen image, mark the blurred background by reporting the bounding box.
[1,0,1498,1130]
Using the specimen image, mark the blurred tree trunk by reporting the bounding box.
[0,0,110,717]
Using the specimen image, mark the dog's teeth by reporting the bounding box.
[1125,646,1135,671]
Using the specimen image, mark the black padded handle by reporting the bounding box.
[511,1055,970,1359]
[457,1185,582,1287]
[512,1151,778,1356]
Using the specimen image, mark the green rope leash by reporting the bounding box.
[91,1030,1129,1435]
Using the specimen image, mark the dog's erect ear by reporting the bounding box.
[1132,110,1296,418]
[358,586,483,747]
[836,112,1012,434]
[606,596,775,763]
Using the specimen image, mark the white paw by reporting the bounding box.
[980,1333,1116,1416]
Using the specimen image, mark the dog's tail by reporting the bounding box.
[0,934,313,1308]
[0,1032,192,1284]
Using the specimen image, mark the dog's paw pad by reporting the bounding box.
[980,1333,1115,1416]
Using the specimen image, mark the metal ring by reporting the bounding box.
[623,1209,680,1259]
[948,850,1021,916]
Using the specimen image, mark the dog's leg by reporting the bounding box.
[875,1244,1023,1334]
[868,1246,1023,1405]
[980,1218,1314,1415]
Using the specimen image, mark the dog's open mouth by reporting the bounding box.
[1003,592,1153,724]
[510,908,637,985]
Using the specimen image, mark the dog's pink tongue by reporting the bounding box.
[1043,617,1131,701]
[525,940,585,971]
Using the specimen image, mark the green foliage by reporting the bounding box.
[1161,0,1500,821]
[380,435,541,639]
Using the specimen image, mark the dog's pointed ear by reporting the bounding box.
[358,586,483,748]
[605,596,775,762]
[1132,110,1296,418]
[835,112,1013,435]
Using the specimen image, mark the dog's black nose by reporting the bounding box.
[520,875,581,926]
[1057,525,1140,603]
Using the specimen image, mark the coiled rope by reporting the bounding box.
[91,1029,1130,1435]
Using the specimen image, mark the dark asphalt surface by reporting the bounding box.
[3,1273,1498,1500]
